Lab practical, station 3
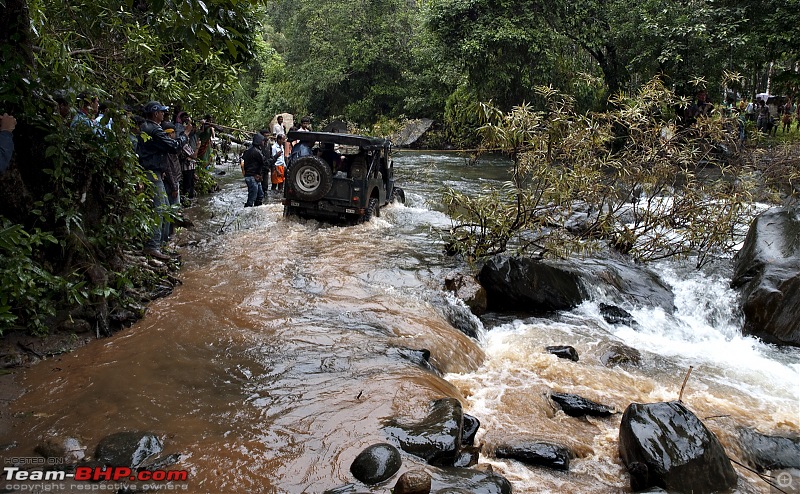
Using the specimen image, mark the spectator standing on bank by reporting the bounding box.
[179,119,198,202]
[273,115,286,137]
[137,101,189,260]
[271,133,286,193]
[71,93,101,133]
[0,113,16,174]
[241,133,266,207]
[196,115,215,169]
[162,122,183,242]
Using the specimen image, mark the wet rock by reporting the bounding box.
[461,414,480,446]
[35,437,86,463]
[395,347,440,375]
[323,484,370,494]
[478,255,675,315]
[394,469,432,494]
[618,401,737,493]
[385,397,462,466]
[453,445,480,467]
[56,318,92,334]
[737,427,800,471]
[349,443,402,485]
[550,392,614,417]
[731,207,800,346]
[545,345,579,362]
[94,431,163,468]
[438,301,482,340]
[478,256,587,313]
[429,467,512,494]
[444,270,488,315]
[599,303,635,326]
[494,442,571,471]
[394,118,435,147]
[600,343,642,367]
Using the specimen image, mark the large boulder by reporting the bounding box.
[731,207,800,346]
[385,398,463,466]
[618,401,738,493]
[478,256,587,312]
[394,119,435,147]
[478,255,674,314]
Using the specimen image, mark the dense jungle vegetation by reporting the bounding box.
[0,0,798,336]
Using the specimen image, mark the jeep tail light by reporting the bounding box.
[352,196,360,204]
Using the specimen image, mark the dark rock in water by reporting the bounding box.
[550,392,614,417]
[95,431,163,468]
[452,445,480,467]
[444,270,488,315]
[461,414,480,446]
[395,347,441,375]
[437,301,482,339]
[578,258,675,312]
[35,437,86,463]
[600,343,642,367]
[495,442,571,471]
[140,452,182,470]
[545,345,579,362]
[478,256,587,312]
[737,427,800,471]
[599,303,635,326]
[349,443,402,485]
[394,469,432,494]
[429,467,512,494]
[731,207,800,346]
[618,401,737,493]
[385,398,462,466]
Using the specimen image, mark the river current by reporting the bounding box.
[1,151,798,493]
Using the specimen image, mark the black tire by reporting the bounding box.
[363,198,379,222]
[390,186,405,204]
[286,156,333,202]
[283,204,296,218]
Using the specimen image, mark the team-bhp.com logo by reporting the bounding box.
[4,465,189,491]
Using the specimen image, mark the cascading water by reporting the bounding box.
[0,150,796,493]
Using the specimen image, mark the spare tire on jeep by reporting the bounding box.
[286,156,333,201]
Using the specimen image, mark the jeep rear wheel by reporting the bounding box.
[363,198,379,222]
[286,156,333,201]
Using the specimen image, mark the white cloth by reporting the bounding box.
[272,142,285,167]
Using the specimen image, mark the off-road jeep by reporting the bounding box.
[282,131,405,223]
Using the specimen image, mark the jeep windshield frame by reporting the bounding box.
[285,131,390,151]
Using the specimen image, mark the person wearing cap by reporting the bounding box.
[137,100,189,260]
[240,133,266,207]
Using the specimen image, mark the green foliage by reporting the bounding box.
[445,79,777,267]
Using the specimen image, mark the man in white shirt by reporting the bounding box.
[272,115,285,137]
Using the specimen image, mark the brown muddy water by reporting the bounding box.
[1,152,798,493]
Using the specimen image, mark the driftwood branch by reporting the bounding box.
[678,365,693,402]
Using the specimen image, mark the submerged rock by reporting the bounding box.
[600,343,642,367]
[395,347,441,375]
[35,437,86,464]
[349,443,402,485]
[545,345,579,361]
[599,303,635,326]
[731,206,800,346]
[95,431,163,468]
[618,401,737,493]
[385,398,463,466]
[494,442,572,471]
[737,427,800,472]
[429,467,512,494]
[394,469,432,494]
[550,392,614,418]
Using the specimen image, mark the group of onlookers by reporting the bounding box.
[240,114,312,207]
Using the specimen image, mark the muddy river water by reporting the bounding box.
[1,151,798,493]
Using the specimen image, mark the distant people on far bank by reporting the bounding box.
[0,113,17,174]
[71,93,101,133]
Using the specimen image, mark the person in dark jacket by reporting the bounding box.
[137,101,189,259]
[240,133,266,207]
